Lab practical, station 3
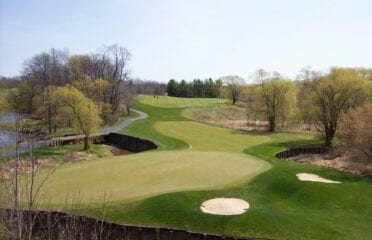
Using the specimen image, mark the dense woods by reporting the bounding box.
[166,78,223,98]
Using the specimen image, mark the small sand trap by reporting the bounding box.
[296,173,341,184]
[200,198,249,215]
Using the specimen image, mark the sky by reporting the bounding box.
[0,0,371,82]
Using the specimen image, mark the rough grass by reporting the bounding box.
[32,144,112,159]
[138,95,229,108]
[183,105,248,122]
[0,88,11,112]
[0,88,8,95]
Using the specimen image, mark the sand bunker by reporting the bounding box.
[296,173,341,184]
[200,198,249,215]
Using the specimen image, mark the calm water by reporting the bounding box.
[0,131,16,147]
[0,112,21,147]
[0,112,22,123]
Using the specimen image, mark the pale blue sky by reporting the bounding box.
[1,0,371,82]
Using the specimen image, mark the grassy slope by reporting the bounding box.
[154,121,315,152]
[19,96,372,239]
[137,95,229,108]
[103,100,371,240]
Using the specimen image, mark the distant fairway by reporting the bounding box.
[36,151,270,204]
[154,121,316,152]
[138,95,229,108]
[155,121,270,152]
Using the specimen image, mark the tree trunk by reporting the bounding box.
[84,134,90,150]
[48,105,52,133]
[232,97,236,105]
[325,128,335,148]
[268,116,276,132]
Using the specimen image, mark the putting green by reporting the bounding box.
[138,95,229,108]
[36,151,270,204]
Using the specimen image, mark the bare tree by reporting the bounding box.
[339,103,372,162]
[22,49,69,133]
[1,116,55,239]
[220,75,245,105]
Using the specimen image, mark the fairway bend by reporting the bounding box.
[0,109,148,158]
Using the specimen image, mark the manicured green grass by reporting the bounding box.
[138,95,229,108]
[106,102,371,240]
[97,123,371,240]
[155,121,317,152]
[118,102,188,150]
[35,151,270,205]
[9,98,372,240]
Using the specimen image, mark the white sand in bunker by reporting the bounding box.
[200,198,250,216]
[296,173,341,184]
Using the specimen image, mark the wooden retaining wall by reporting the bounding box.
[275,147,328,159]
[103,133,158,153]
[1,209,268,240]
[49,133,157,153]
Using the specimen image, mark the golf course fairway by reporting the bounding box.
[12,97,371,240]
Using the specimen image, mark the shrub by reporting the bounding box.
[338,103,372,163]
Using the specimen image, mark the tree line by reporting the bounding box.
[224,68,372,150]
[166,78,223,98]
[166,68,371,151]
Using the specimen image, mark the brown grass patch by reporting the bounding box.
[289,153,372,176]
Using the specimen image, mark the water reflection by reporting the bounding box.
[0,131,17,147]
[0,112,22,123]
[0,112,21,147]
